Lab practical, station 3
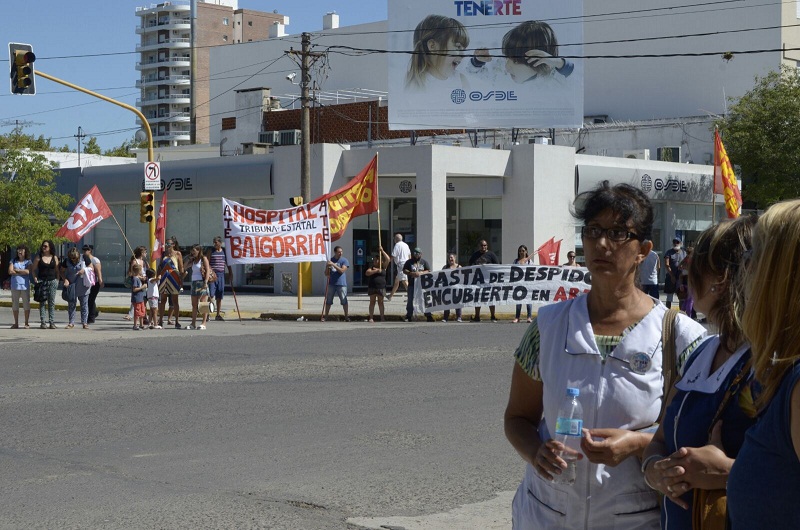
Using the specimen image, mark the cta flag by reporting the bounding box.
[714,130,742,219]
[310,156,378,241]
[55,185,113,242]
[222,198,331,264]
[152,191,168,260]
[536,237,562,265]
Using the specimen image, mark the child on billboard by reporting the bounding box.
[464,20,573,84]
[405,14,471,91]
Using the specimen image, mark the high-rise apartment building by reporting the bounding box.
[135,0,286,147]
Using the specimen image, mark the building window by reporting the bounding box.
[222,17,229,26]
[248,21,253,26]
[221,117,236,130]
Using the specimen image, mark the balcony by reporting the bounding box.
[136,74,190,88]
[137,112,190,125]
[136,55,191,70]
[137,93,191,107]
[135,2,190,17]
[153,129,191,142]
[136,38,190,53]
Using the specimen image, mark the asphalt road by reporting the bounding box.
[0,314,528,529]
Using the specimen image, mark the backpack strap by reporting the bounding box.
[659,308,679,421]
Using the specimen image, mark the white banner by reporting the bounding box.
[222,198,331,264]
[388,0,583,130]
[413,264,591,313]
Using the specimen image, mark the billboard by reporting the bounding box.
[388,0,583,130]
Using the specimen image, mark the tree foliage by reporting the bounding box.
[83,136,102,155]
[0,125,54,151]
[718,67,800,207]
[102,136,147,158]
[0,150,73,250]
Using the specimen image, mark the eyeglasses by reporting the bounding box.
[581,225,640,242]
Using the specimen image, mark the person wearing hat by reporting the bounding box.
[402,247,433,322]
[663,237,686,309]
[82,244,103,324]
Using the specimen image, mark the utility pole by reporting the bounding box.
[74,126,86,166]
[287,33,325,204]
[287,33,324,308]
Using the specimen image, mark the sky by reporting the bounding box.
[0,1,387,152]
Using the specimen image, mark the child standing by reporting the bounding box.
[131,263,147,330]
[146,268,161,329]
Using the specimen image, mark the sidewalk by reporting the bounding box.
[0,288,525,322]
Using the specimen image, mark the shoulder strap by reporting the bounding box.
[706,356,751,440]
[659,308,679,421]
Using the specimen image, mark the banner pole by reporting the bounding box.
[713,127,718,224]
[375,153,382,261]
[109,211,135,255]
[321,279,329,321]
[230,277,243,324]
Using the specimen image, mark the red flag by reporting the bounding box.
[152,191,168,260]
[55,185,113,242]
[714,130,742,218]
[536,237,562,265]
[309,156,378,241]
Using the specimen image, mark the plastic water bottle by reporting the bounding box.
[552,387,583,485]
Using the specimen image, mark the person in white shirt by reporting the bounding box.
[146,268,161,329]
[388,233,411,301]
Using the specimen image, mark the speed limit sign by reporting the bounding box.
[144,161,161,191]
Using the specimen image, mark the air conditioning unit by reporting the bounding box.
[623,149,650,160]
[259,131,280,144]
[279,129,301,146]
[657,146,681,163]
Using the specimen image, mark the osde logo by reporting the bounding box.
[451,89,517,104]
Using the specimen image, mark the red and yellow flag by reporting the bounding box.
[311,155,378,241]
[714,130,742,219]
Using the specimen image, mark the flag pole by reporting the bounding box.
[712,127,718,224]
[109,211,135,255]
[375,153,382,262]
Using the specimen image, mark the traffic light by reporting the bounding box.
[289,196,304,206]
[9,43,35,95]
[139,192,154,223]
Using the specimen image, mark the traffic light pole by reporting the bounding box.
[36,70,156,268]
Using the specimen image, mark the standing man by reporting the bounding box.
[83,245,103,324]
[403,247,433,322]
[639,244,660,299]
[663,237,686,309]
[388,233,411,301]
[207,236,231,321]
[562,251,577,266]
[468,239,500,322]
[322,246,350,322]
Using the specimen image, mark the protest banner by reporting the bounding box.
[222,198,330,264]
[413,264,591,314]
[55,185,113,242]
